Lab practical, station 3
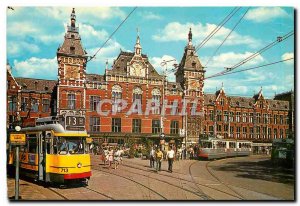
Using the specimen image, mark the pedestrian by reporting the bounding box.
[149,146,155,168]
[114,147,121,169]
[167,147,175,172]
[177,147,182,160]
[155,147,163,172]
[189,147,194,160]
[108,147,114,169]
[103,147,109,165]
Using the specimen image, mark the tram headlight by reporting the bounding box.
[77,162,82,168]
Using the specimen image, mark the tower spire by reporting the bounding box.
[134,27,142,55]
[70,8,76,28]
[188,28,192,45]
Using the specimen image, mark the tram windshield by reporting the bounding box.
[199,141,212,148]
[55,137,86,155]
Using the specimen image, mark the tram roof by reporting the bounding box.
[20,124,88,137]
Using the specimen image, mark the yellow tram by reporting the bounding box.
[8,116,92,185]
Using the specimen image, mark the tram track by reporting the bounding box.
[46,184,115,200]
[93,166,168,200]
[119,161,244,199]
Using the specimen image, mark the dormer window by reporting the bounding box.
[192,62,196,68]
[45,86,49,91]
[71,34,75,39]
[70,46,75,54]
[34,81,38,90]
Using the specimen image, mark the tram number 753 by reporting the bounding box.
[61,168,69,173]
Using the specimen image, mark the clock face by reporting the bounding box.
[65,64,80,80]
[189,80,200,90]
[130,62,145,77]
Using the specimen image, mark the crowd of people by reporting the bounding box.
[99,146,124,169]
[93,143,201,172]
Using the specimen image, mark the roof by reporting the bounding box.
[86,74,105,82]
[106,51,162,79]
[15,77,57,93]
[204,93,289,110]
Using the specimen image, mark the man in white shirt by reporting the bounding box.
[149,147,155,168]
[167,147,175,172]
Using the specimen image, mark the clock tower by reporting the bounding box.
[175,28,206,143]
[57,8,88,115]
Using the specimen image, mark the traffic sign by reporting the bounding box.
[10,133,26,145]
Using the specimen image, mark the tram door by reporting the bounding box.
[38,132,45,181]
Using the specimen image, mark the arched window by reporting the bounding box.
[132,86,142,102]
[151,88,161,114]
[112,85,122,112]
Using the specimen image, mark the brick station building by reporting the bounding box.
[6,9,293,149]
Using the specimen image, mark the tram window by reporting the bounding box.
[56,137,86,155]
[28,138,37,153]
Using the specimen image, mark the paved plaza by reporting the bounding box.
[7,155,294,201]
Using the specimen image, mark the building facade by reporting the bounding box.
[6,9,293,148]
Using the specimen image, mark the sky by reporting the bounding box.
[6,6,294,98]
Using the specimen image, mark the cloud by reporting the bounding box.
[86,40,124,74]
[140,11,162,20]
[35,7,126,22]
[202,51,265,77]
[7,41,40,56]
[281,52,294,65]
[149,55,178,82]
[152,22,260,48]
[13,57,57,80]
[245,7,289,23]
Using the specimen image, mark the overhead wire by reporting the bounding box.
[205,30,294,79]
[204,57,294,80]
[204,7,250,67]
[87,7,138,63]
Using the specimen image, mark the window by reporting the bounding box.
[229,112,234,122]
[274,114,277,124]
[236,127,241,138]
[280,129,283,138]
[112,85,122,113]
[133,87,142,111]
[268,128,271,139]
[152,88,161,115]
[249,113,253,123]
[90,117,100,132]
[8,96,17,112]
[132,119,141,133]
[236,112,241,122]
[242,127,247,138]
[217,124,222,132]
[112,118,121,133]
[209,126,214,135]
[263,127,267,138]
[67,93,76,109]
[217,110,222,121]
[242,113,247,123]
[21,97,28,111]
[268,114,272,124]
[224,124,229,132]
[279,115,283,124]
[224,111,228,122]
[90,96,100,111]
[209,110,214,121]
[274,128,277,139]
[42,99,50,113]
[220,98,224,106]
[230,126,234,134]
[256,113,261,124]
[256,126,260,138]
[250,127,254,139]
[152,119,161,134]
[263,114,268,124]
[170,120,179,134]
[31,98,39,112]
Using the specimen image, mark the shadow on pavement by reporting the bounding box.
[210,158,294,185]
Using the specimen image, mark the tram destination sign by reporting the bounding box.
[65,115,85,131]
[10,133,26,146]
